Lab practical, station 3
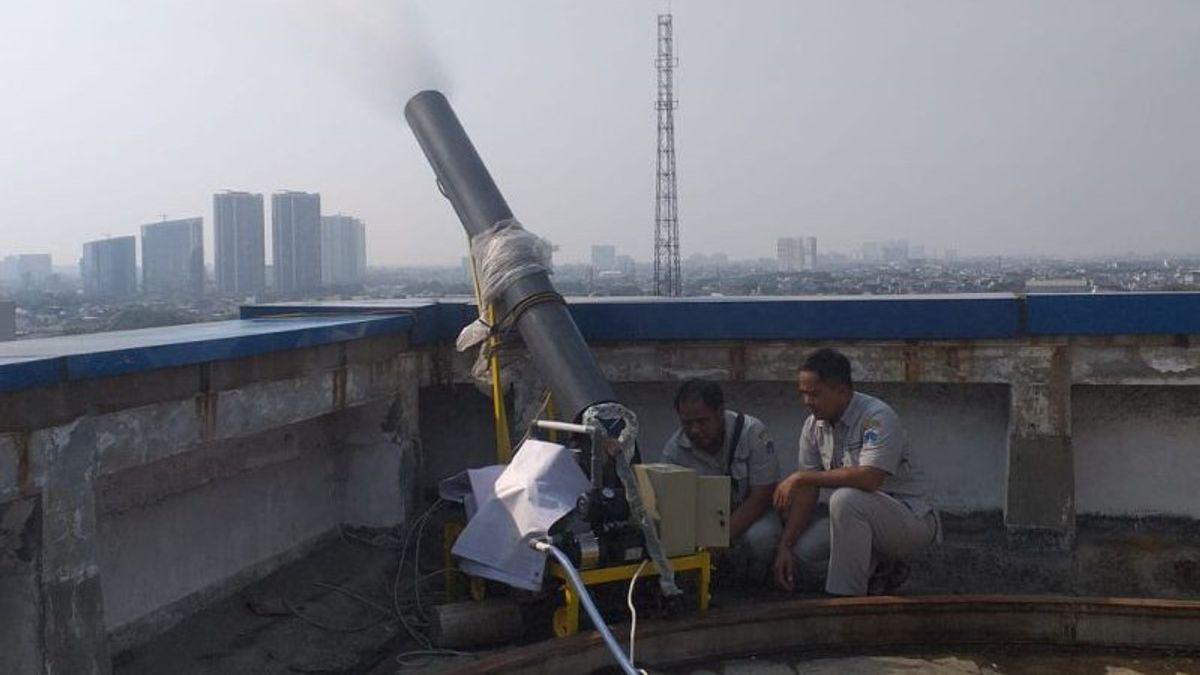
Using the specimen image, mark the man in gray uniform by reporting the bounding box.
[773,349,937,596]
[663,380,781,582]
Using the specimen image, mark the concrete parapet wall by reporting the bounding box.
[0,331,423,673]
[3,294,1200,672]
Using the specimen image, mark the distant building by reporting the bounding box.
[81,236,137,299]
[1026,278,1091,294]
[272,191,322,294]
[615,254,636,276]
[141,217,204,297]
[778,237,815,272]
[861,242,883,263]
[881,240,909,263]
[320,215,366,286]
[214,191,265,296]
[0,254,52,288]
[591,245,616,271]
[862,240,909,264]
[777,235,806,269]
[0,300,14,341]
[803,237,817,270]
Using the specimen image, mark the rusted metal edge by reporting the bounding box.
[449,595,1200,675]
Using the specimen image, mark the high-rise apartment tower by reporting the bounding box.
[272,191,322,294]
[214,191,265,296]
[141,217,204,297]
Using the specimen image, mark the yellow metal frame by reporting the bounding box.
[443,522,465,601]
[468,253,513,464]
[548,550,711,637]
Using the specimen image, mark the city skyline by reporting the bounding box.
[3,2,1200,268]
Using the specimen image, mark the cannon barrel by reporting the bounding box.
[404,90,617,423]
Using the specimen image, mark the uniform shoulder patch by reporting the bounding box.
[863,418,882,447]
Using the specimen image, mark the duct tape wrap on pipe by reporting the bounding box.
[582,403,682,598]
[470,219,552,306]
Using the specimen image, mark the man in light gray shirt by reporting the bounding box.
[663,380,781,583]
[773,349,937,596]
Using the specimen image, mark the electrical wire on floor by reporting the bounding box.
[339,523,403,550]
[390,500,479,668]
[412,499,441,622]
[393,500,446,648]
[281,596,390,634]
[275,498,476,667]
[626,559,649,665]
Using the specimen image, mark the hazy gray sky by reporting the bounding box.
[2,1,1198,267]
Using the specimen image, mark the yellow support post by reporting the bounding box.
[468,253,512,464]
[486,302,512,463]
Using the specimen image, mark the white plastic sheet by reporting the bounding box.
[449,439,589,591]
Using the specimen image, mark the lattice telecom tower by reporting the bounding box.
[654,13,682,297]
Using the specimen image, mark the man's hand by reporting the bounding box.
[773,472,805,515]
[773,545,796,592]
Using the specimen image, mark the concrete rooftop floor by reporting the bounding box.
[112,499,1200,675]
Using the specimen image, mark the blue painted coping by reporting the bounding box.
[1026,293,1200,336]
[564,295,1020,341]
[6,292,1200,394]
[0,314,414,393]
[238,299,465,346]
[244,294,1021,342]
[0,356,62,393]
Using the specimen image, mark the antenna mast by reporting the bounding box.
[654,13,682,296]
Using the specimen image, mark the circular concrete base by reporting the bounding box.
[448,595,1200,675]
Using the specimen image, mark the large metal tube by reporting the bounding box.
[404,90,617,422]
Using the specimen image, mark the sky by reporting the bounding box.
[1,1,1199,267]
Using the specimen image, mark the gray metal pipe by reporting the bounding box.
[404,90,617,422]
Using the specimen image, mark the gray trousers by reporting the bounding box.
[790,487,935,596]
[733,510,782,581]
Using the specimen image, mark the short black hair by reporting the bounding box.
[674,379,724,411]
[800,348,853,388]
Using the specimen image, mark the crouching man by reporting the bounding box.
[663,380,781,584]
[774,349,937,596]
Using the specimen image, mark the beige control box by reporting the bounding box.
[634,463,731,555]
[694,475,730,548]
[634,463,696,557]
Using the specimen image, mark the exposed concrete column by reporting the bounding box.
[0,418,114,675]
[1004,345,1074,549]
[337,352,426,527]
[393,353,423,525]
[0,495,41,673]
